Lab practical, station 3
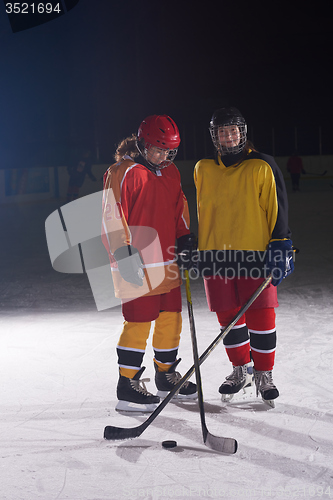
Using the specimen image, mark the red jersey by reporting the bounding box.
[102,156,190,298]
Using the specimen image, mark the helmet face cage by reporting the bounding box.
[209,108,247,156]
[136,139,178,169]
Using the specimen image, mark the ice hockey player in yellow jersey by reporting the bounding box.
[194,107,294,405]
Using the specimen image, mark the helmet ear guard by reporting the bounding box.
[209,107,247,156]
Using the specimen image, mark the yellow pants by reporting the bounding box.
[117,311,182,378]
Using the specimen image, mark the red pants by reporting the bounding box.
[122,286,181,322]
[204,276,278,311]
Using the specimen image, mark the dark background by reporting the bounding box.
[0,0,332,169]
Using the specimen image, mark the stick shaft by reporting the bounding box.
[184,270,208,441]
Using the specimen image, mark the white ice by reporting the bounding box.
[1,178,333,500]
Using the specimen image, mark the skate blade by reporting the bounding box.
[262,398,275,408]
[157,390,198,402]
[221,384,256,404]
[115,400,158,413]
[221,390,276,411]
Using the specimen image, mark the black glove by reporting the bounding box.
[113,245,144,286]
[177,233,197,270]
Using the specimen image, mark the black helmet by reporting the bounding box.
[209,107,247,156]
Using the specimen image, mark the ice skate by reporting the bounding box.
[116,367,160,413]
[219,362,255,403]
[155,359,197,401]
[253,368,279,408]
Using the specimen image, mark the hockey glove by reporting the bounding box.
[113,245,144,286]
[177,232,197,270]
[265,239,294,286]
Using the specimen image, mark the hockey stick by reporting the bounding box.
[184,270,237,453]
[104,274,272,444]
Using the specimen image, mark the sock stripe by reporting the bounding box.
[251,346,276,354]
[118,363,141,370]
[221,323,246,330]
[117,345,145,353]
[248,328,276,334]
[223,325,249,347]
[250,331,276,351]
[117,347,145,369]
[153,346,179,352]
[225,339,250,350]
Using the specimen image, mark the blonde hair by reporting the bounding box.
[114,134,139,162]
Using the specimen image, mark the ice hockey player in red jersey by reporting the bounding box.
[102,115,197,412]
[194,107,294,405]
[287,151,306,191]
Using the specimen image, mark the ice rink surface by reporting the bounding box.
[1,177,333,500]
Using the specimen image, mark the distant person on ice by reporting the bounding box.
[194,107,294,405]
[287,151,306,191]
[66,149,96,202]
[102,115,197,412]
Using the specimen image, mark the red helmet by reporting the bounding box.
[136,115,180,169]
[137,115,180,149]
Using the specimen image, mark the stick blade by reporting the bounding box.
[104,424,144,441]
[205,432,238,454]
